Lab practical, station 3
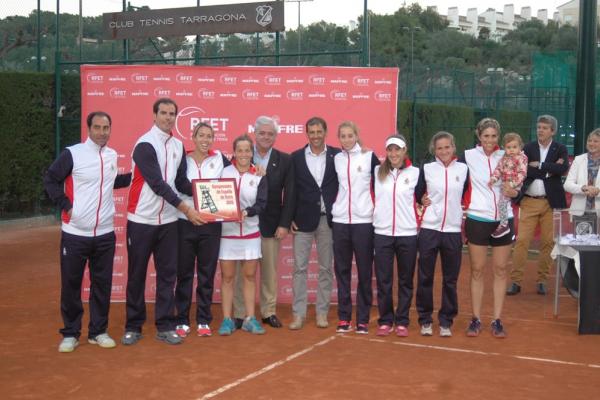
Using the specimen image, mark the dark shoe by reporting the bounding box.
[156,330,183,345]
[490,319,507,338]
[466,317,481,337]
[491,222,510,238]
[262,315,282,328]
[537,282,547,295]
[506,282,521,296]
[234,318,244,330]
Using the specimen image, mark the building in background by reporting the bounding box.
[436,4,550,41]
[554,0,600,26]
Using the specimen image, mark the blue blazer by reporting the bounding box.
[291,145,341,231]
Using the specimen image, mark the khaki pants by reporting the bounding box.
[511,196,554,284]
[233,237,280,319]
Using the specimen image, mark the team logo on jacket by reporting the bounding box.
[249,179,255,186]
[210,163,214,169]
[456,176,460,182]
[357,166,362,172]
[404,178,409,184]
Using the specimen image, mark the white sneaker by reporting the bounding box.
[88,333,117,348]
[58,337,79,353]
[175,324,191,338]
[439,326,453,337]
[420,323,433,336]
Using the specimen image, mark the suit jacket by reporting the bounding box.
[515,140,569,209]
[258,148,295,237]
[291,145,341,231]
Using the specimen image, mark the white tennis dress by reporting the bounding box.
[219,164,266,260]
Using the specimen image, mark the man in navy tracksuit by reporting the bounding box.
[122,98,204,346]
[44,111,131,353]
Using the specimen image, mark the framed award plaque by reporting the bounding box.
[191,178,241,222]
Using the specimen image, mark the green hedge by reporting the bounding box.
[399,100,475,165]
[400,100,532,166]
[0,72,80,217]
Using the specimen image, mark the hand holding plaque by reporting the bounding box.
[191,178,241,222]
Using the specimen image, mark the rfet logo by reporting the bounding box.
[109,88,127,99]
[264,75,282,85]
[87,73,104,83]
[286,90,303,101]
[197,88,216,100]
[176,73,193,84]
[130,73,149,83]
[375,91,393,102]
[353,76,370,86]
[154,87,171,97]
[175,106,231,140]
[220,74,237,85]
[309,75,326,85]
[330,90,348,101]
[242,89,260,100]
[175,106,205,140]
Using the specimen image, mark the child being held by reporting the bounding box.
[488,132,528,238]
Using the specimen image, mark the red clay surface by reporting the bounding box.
[1,224,599,400]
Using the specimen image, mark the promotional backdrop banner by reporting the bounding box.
[80,64,399,302]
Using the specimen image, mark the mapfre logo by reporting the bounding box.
[375,91,393,102]
[109,88,127,99]
[242,89,260,100]
[330,90,348,101]
[87,73,104,83]
[219,74,238,85]
[286,90,303,101]
[130,73,149,83]
[197,88,215,100]
[353,76,370,86]
[309,75,326,85]
[154,87,171,97]
[264,75,282,85]
[176,73,193,84]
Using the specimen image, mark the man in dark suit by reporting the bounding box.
[507,115,569,295]
[233,116,295,328]
[288,117,341,330]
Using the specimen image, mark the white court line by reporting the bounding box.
[341,335,600,369]
[197,335,337,400]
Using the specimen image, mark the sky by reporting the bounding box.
[2,0,568,27]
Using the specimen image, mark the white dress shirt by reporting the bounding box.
[526,140,552,197]
[305,145,327,212]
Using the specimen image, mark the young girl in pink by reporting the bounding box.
[488,133,528,238]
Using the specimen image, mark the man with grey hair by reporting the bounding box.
[506,115,569,296]
[234,116,295,328]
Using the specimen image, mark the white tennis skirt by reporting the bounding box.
[219,237,262,260]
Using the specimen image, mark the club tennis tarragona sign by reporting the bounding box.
[103,2,284,40]
[80,64,398,302]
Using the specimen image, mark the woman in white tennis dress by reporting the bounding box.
[218,134,268,336]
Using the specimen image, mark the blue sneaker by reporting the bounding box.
[218,318,236,336]
[242,316,266,335]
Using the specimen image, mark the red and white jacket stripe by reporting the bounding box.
[127,125,189,226]
[43,138,130,237]
[463,146,510,221]
[373,162,420,236]
[416,158,469,233]
[177,150,228,220]
[220,164,267,239]
[332,144,380,224]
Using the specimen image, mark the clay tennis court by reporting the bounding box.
[1,223,599,400]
